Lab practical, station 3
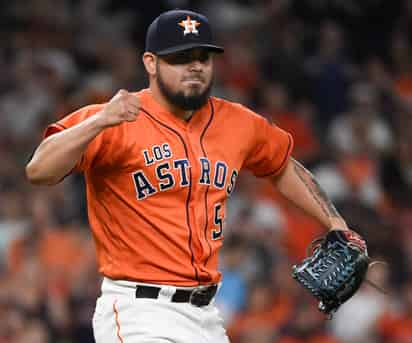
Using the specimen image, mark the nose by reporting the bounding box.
[188,59,204,71]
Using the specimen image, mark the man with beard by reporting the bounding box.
[26,9,356,343]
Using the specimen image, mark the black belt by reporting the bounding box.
[135,284,218,307]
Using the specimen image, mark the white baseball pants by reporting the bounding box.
[92,277,230,343]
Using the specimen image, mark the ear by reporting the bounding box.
[142,52,157,76]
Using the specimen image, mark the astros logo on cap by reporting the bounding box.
[178,16,200,36]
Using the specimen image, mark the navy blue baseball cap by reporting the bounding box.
[145,9,224,56]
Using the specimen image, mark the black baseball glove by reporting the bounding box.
[292,229,369,316]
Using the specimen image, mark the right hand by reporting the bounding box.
[97,89,140,128]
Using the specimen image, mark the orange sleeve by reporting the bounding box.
[243,109,294,177]
[43,104,115,172]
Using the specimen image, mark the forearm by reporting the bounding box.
[26,114,105,185]
[273,158,348,230]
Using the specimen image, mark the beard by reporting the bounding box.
[156,65,212,111]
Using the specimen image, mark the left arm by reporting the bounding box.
[273,157,348,231]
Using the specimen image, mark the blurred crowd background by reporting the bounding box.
[1,0,412,342]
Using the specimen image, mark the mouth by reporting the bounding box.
[182,79,204,87]
[182,75,205,83]
[183,79,203,84]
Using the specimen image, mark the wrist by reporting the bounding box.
[329,218,349,231]
[92,110,110,130]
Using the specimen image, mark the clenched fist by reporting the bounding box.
[97,89,140,128]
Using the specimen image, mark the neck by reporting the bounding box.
[149,83,194,121]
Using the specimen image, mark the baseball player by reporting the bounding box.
[26,9,351,343]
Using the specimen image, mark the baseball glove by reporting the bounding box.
[292,229,369,316]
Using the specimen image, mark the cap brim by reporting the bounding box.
[155,43,224,56]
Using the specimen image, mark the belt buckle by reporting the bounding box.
[189,285,215,307]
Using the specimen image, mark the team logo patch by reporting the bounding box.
[178,16,200,36]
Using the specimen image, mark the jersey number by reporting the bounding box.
[212,203,224,240]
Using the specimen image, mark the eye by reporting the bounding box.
[162,52,192,65]
[197,52,210,63]
[162,50,211,65]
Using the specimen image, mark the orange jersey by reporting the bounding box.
[44,89,293,286]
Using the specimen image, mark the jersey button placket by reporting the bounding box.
[185,125,209,280]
